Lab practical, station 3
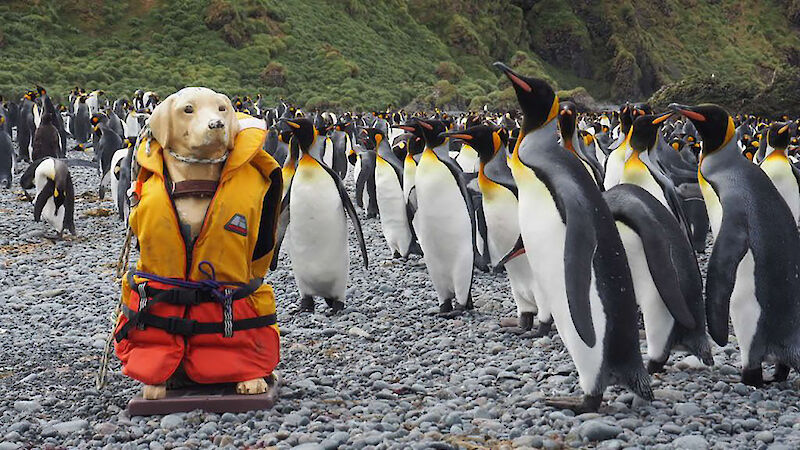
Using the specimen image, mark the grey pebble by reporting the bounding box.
[580,420,622,441]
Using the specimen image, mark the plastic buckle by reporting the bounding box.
[167,317,197,336]
[136,282,148,330]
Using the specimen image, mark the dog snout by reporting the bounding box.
[208,119,225,129]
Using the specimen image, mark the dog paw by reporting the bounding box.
[142,384,167,400]
[236,378,268,395]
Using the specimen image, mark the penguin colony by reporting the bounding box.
[3,64,800,413]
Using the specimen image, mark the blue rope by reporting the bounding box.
[133,260,243,303]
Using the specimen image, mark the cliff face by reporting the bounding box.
[0,0,797,112]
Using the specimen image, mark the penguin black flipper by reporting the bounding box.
[705,216,749,346]
[318,161,369,269]
[270,182,292,271]
[33,180,56,222]
[563,207,598,347]
[604,185,696,329]
[482,162,518,197]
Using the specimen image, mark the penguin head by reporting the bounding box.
[36,85,46,97]
[669,104,735,156]
[414,118,448,148]
[619,103,634,134]
[494,62,557,131]
[629,112,673,153]
[766,122,791,150]
[557,102,578,142]
[362,128,387,151]
[281,118,317,151]
[440,125,503,165]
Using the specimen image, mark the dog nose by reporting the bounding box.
[208,119,225,129]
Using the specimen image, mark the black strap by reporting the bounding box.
[116,304,276,341]
[127,272,262,305]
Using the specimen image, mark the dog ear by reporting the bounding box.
[221,94,240,150]
[148,94,174,149]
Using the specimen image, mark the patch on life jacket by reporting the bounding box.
[224,213,248,236]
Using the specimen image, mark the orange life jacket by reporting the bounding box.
[114,114,282,386]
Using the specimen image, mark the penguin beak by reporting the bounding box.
[415,119,434,131]
[651,112,673,125]
[283,119,301,129]
[493,62,532,93]
[439,131,473,141]
[669,103,706,122]
[779,124,790,135]
[392,124,416,132]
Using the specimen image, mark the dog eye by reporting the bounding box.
[219,105,226,112]
[184,105,193,114]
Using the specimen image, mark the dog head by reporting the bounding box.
[149,87,239,159]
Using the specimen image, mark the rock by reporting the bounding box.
[94,422,117,435]
[12,400,41,413]
[579,420,622,441]
[53,419,89,434]
[755,431,774,443]
[40,288,65,298]
[0,443,20,450]
[291,444,324,450]
[672,435,709,450]
[675,402,702,416]
[675,355,706,370]
[348,326,371,339]
[160,414,184,430]
[654,389,685,402]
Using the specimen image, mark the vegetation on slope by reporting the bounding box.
[0,0,797,113]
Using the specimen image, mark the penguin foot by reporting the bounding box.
[531,320,553,338]
[767,364,790,383]
[325,299,345,315]
[545,394,602,413]
[519,312,534,331]
[437,298,453,315]
[294,296,314,314]
[647,360,667,374]
[439,302,469,319]
[741,367,764,387]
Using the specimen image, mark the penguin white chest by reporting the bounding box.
[698,173,723,239]
[729,250,760,366]
[616,221,674,361]
[760,156,800,224]
[604,147,626,189]
[414,152,473,303]
[621,163,668,208]
[375,157,412,255]
[480,178,521,266]
[288,161,348,298]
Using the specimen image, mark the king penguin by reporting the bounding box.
[20,157,76,238]
[671,103,800,385]
[621,113,691,230]
[274,118,368,314]
[603,104,634,189]
[442,124,546,334]
[0,115,13,188]
[364,127,420,258]
[759,122,800,225]
[413,117,476,317]
[604,183,712,372]
[495,61,651,412]
[558,102,603,187]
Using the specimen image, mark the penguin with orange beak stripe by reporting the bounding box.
[442,124,547,335]
[759,122,800,225]
[671,103,800,386]
[413,117,477,317]
[557,101,603,188]
[495,61,651,412]
[273,118,368,314]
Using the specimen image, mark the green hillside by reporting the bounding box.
[0,0,798,113]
